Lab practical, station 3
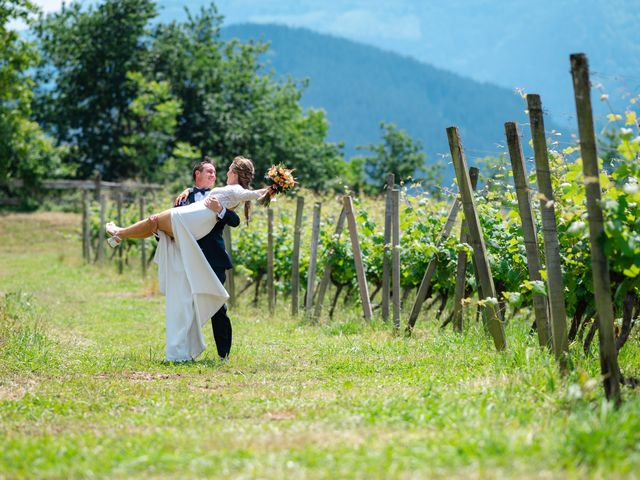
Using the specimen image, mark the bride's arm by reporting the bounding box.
[174,188,192,206]
[235,187,270,202]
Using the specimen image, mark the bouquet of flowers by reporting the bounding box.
[258,163,297,206]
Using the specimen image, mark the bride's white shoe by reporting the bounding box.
[107,235,122,248]
[105,222,122,248]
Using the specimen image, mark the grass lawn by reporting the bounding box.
[1,212,639,479]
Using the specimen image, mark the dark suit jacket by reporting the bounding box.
[179,189,240,269]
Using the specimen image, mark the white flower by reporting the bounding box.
[567,221,586,234]
[567,383,583,400]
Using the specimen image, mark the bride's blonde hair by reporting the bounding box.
[230,155,256,223]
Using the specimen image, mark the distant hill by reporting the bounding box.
[221,23,557,178]
[203,0,638,129]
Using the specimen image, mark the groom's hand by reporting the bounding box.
[204,195,222,214]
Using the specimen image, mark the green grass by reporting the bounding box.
[1,212,640,479]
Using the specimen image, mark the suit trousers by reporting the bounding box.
[211,267,232,358]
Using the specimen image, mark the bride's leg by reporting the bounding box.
[112,209,174,239]
[156,211,174,237]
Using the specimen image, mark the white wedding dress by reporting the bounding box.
[154,184,263,361]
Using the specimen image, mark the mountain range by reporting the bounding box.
[221,23,553,178]
[159,0,639,128]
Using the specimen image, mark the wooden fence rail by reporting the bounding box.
[3,179,163,192]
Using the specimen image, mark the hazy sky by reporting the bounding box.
[33,0,63,10]
[9,0,64,29]
[217,0,423,42]
[23,0,640,127]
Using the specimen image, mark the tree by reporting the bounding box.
[146,4,344,189]
[33,1,345,189]
[0,0,62,200]
[359,122,427,193]
[33,0,157,180]
[121,71,182,182]
[337,156,367,195]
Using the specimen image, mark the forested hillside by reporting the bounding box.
[221,23,557,169]
[181,0,638,129]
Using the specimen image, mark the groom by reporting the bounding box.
[175,158,240,359]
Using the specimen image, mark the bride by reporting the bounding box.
[107,156,270,361]
[105,156,270,245]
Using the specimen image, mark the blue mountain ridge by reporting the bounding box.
[221,23,565,180]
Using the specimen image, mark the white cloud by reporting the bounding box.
[248,8,422,42]
[8,0,65,30]
[32,0,66,12]
[248,11,331,29]
[331,10,422,41]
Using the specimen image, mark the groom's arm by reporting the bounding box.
[204,196,240,228]
[221,209,240,228]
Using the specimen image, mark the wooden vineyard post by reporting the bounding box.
[528,94,569,364]
[382,173,394,321]
[116,191,124,274]
[570,53,621,403]
[343,196,372,321]
[405,198,461,335]
[447,126,506,351]
[96,194,106,263]
[392,189,401,330]
[451,167,479,332]
[82,190,90,262]
[305,203,322,315]
[267,208,275,312]
[452,226,468,332]
[223,228,236,308]
[291,196,305,316]
[94,173,101,202]
[313,207,346,320]
[505,121,551,348]
[139,196,147,278]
